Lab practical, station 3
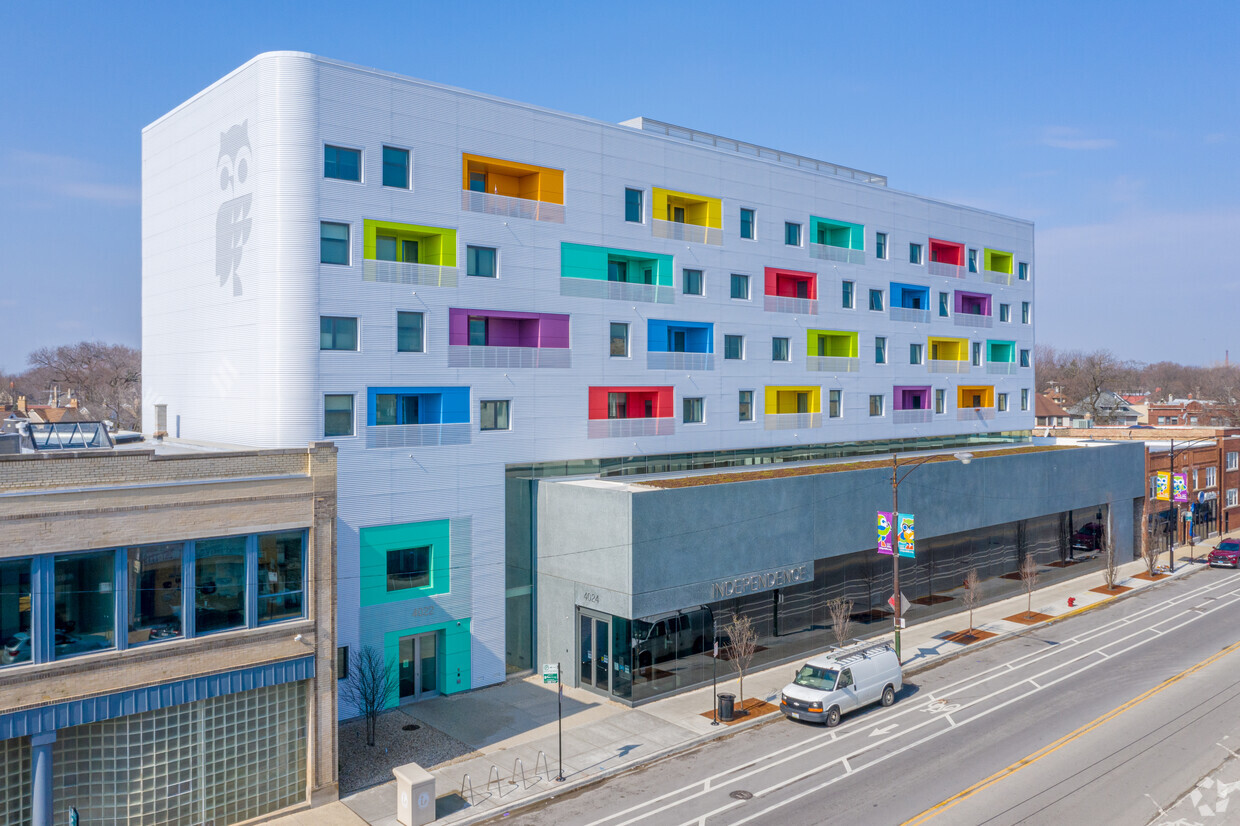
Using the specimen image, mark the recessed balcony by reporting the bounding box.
[928,239,966,278]
[958,407,996,421]
[894,409,933,424]
[764,412,823,430]
[461,190,564,223]
[363,220,459,287]
[764,267,818,315]
[647,352,714,371]
[806,356,860,373]
[363,260,459,288]
[588,418,676,438]
[890,283,931,324]
[984,248,1014,285]
[447,309,571,368]
[561,243,675,304]
[927,359,970,374]
[365,423,471,449]
[809,216,865,264]
[462,154,564,222]
[651,188,723,245]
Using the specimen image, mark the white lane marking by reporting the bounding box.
[1029,679,1042,689]
[841,757,852,774]
[871,724,898,737]
[582,576,1240,826]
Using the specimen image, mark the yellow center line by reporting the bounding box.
[902,638,1240,826]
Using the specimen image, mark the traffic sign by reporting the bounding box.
[542,663,559,684]
[887,592,911,615]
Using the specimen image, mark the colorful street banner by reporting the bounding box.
[1172,473,1188,503]
[877,511,894,555]
[1154,472,1170,501]
[897,513,916,559]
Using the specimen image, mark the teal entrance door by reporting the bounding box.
[398,632,439,701]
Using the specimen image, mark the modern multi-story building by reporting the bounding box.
[143,52,1051,709]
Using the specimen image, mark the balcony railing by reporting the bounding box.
[447,345,570,369]
[460,190,564,223]
[986,362,1017,375]
[365,423,471,449]
[765,296,818,315]
[927,359,970,374]
[928,261,965,279]
[954,313,993,328]
[647,352,714,371]
[764,412,822,430]
[890,307,931,324]
[651,219,722,245]
[363,260,459,288]
[587,417,675,439]
[983,270,1014,286]
[806,356,860,373]
[957,407,996,421]
[809,243,865,265]
[894,409,933,425]
[560,277,674,304]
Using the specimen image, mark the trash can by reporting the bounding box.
[717,692,735,722]
[393,761,436,826]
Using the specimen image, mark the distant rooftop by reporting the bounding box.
[620,117,887,187]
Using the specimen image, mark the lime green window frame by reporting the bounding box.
[360,519,451,605]
[364,220,457,266]
[806,329,859,357]
[984,248,1014,274]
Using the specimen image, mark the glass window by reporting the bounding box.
[1000,304,1011,322]
[939,292,950,317]
[875,337,887,364]
[683,397,704,424]
[869,289,884,311]
[875,232,887,260]
[0,559,32,667]
[935,388,945,414]
[337,646,349,680]
[1020,349,1030,367]
[54,551,116,658]
[1018,262,1029,281]
[397,312,424,353]
[730,273,749,300]
[772,337,790,361]
[382,146,409,188]
[319,316,358,351]
[967,248,978,273]
[909,243,923,264]
[785,222,801,246]
[998,393,1009,412]
[910,343,923,364]
[610,323,629,357]
[258,531,304,626]
[829,389,842,418]
[724,335,743,360]
[320,222,349,265]
[869,395,885,416]
[127,544,182,645]
[324,145,360,181]
[1208,467,1218,487]
[739,390,753,421]
[625,188,643,222]
[194,537,246,635]
[324,394,354,437]
[740,208,755,240]
[467,245,497,278]
[387,546,430,591]
[1021,389,1030,411]
[842,281,854,309]
[683,269,703,295]
[468,316,488,346]
[481,400,511,431]
[1228,452,1239,471]
[971,342,982,366]
[1022,302,1031,324]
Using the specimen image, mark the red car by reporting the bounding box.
[1209,540,1240,568]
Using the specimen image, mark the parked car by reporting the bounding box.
[1071,522,1105,552]
[1208,539,1240,568]
[779,641,902,726]
[1,632,32,665]
[633,606,712,668]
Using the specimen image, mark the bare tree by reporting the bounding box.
[962,569,981,634]
[826,597,854,646]
[721,613,759,714]
[26,341,141,430]
[1102,507,1118,589]
[339,645,397,747]
[1140,498,1159,575]
[1019,554,1039,619]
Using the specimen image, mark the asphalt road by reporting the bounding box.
[496,568,1240,826]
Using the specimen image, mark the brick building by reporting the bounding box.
[1147,398,1233,428]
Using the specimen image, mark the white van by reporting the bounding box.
[779,641,902,726]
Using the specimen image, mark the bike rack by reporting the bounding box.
[460,773,474,806]
[533,750,550,786]
[511,756,527,790]
[487,765,502,798]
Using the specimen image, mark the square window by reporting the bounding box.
[939,292,950,317]
[842,281,855,309]
[481,400,510,431]
[935,388,945,414]
[967,248,979,273]
[730,273,750,300]
[386,546,430,591]
[999,303,1011,323]
[324,145,360,181]
[869,289,884,311]
[869,395,885,416]
[397,312,424,353]
[909,243,923,265]
[909,343,923,364]
[998,393,1009,412]
[324,394,354,437]
[320,316,358,351]
[625,188,643,223]
[740,208,755,240]
[320,222,350,265]
[875,336,887,364]
[739,390,754,421]
[683,268,703,295]
[382,146,409,188]
[1020,349,1030,368]
[1022,302,1031,324]
[1018,262,1029,281]
[683,397,704,424]
[467,245,497,278]
[610,323,629,357]
[829,389,842,418]
[724,335,743,360]
[875,232,888,260]
[1021,388,1030,411]
[785,222,801,246]
[772,337,790,362]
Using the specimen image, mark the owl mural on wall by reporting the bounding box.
[215,120,253,296]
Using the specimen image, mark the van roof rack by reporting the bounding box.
[822,640,895,666]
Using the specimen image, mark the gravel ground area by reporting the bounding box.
[338,709,479,794]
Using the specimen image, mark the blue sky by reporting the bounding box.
[2,0,1237,370]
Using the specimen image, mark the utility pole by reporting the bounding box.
[891,456,902,661]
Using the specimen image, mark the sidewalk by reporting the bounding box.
[286,544,1223,826]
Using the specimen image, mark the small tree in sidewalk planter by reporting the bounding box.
[1019,554,1039,619]
[826,597,854,646]
[340,645,398,747]
[962,569,981,635]
[722,613,759,715]
[1102,499,1119,590]
[1140,497,1160,576]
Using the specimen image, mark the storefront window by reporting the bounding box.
[258,531,304,625]
[0,559,32,667]
[195,537,247,634]
[54,551,116,659]
[128,544,183,644]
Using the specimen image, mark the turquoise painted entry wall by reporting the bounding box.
[360,519,452,606]
[383,618,473,707]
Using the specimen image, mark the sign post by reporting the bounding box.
[544,663,564,781]
[711,631,720,725]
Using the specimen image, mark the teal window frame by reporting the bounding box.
[829,389,842,418]
[1018,262,1029,281]
[999,303,1011,323]
[968,248,978,273]
[1022,302,1031,324]
[939,292,950,317]
[480,400,510,431]
[324,144,361,182]
[909,243,923,265]
[740,208,755,239]
[1020,349,1030,368]
[785,222,801,246]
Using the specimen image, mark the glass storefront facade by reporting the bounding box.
[581,504,1106,703]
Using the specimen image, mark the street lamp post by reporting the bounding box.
[1163,437,1217,574]
[890,451,973,661]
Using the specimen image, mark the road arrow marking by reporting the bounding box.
[870,724,898,737]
